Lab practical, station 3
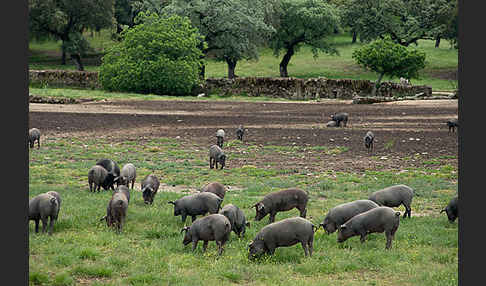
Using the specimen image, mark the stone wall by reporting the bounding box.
[29,70,432,99]
[204,77,432,100]
[29,70,101,89]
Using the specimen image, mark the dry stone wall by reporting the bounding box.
[29,70,432,99]
[29,70,101,89]
[204,77,432,100]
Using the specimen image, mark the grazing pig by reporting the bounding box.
[330,112,349,127]
[96,159,121,190]
[368,184,414,218]
[440,196,458,223]
[320,199,379,234]
[236,125,245,141]
[29,193,60,235]
[216,129,225,148]
[88,165,110,192]
[114,185,131,204]
[168,192,223,223]
[200,182,226,200]
[326,120,338,127]
[116,163,136,189]
[219,204,250,237]
[364,131,375,154]
[28,128,41,149]
[248,217,316,259]
[141,174,160,205]
[46,191,62,219]
[103,192,129,233]
[46,191,62,208]
[446,118,458,133]
[181,214,231,255]
[337,206,401,249]
[209,144,226,169]
[254,188,309,224]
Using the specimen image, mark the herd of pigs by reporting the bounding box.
[28,112,459,259]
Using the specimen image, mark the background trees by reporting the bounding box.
[28,0,115,70]
[164,0,274,79]
[337,0,458,48]
[28,0,457,87]
[269,0,341,77]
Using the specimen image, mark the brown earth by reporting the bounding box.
[29,98,458,174]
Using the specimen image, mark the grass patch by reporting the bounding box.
[29,132,457,284]
[71,265,113,278]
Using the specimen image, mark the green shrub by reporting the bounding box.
[352,37,426,96]
[99,13,204,95]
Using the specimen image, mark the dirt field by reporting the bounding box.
[29,98,458,174]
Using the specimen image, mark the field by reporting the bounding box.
[28,32,458,91]
[28,97,458,285]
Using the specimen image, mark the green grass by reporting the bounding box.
[29,136,457,285]
[28,86,308,103]
[29,31,458,92]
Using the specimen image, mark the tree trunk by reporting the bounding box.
[435,36,441,48]
[199,63,206,80]
[61,49,66,65]
[226,58,237,79]
[60,35,68,65]
[352,30,357,43]
[199,53,206,80]
[371,73,385,97]
[71,53,84,71]
[116,24,123,35]
[279,46,295,77]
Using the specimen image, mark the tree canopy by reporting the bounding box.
[338,0,457,47]
[269,0,341,77]
[352,37,426,96]
[163,0,275,78]
[28,0,115,69]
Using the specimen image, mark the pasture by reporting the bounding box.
[28,32,458,91]
[29,97,458,285]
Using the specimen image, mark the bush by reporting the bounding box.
[99,13,205,95]
[352,37,426,96]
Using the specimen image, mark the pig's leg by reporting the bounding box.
[301,241,309,257]
[192,240,199,252]
[269,212,276,223]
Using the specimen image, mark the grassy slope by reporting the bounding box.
[28,32,458,91]
[29,137,458,286]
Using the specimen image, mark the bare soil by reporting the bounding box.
[29,98,458,174]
